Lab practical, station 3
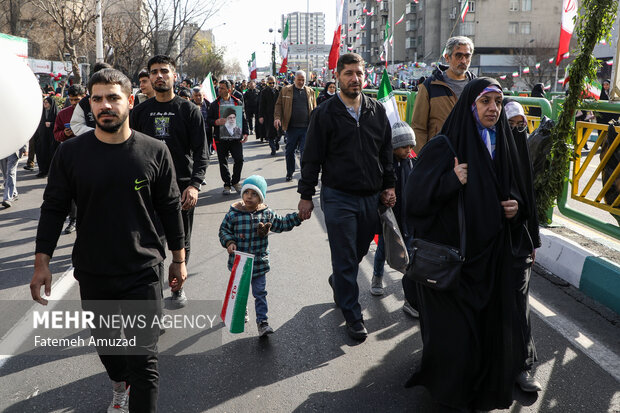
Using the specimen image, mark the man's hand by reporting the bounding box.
[241,134,248,143]
[454,157,468,185]
[64,128,73,137]
[168,262,187,292]
[181,186,198,210]
[381,188,396,207]
[298,199,314,220]
[30,253,52,305]
[226,242,237,255]
[259,117,264,124]
[501,199,518,219]
[273,119,281,129]
[215,118,227,126]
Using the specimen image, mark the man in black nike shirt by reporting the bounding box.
[30,68,186,413]
[130,55,208,308]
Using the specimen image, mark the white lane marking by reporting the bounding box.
[530,294,620,383]
[0,267,76,370]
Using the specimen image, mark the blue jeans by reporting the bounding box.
[251,274,268,323]
[373,234,385,277]
[285,127,307,177]
[321,186,380,324]
[0,153,19,202]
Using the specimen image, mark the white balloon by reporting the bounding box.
[0,50,43,159]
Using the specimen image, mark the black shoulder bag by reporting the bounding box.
[405,136,465,291]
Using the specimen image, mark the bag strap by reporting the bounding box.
[441,135,466,257]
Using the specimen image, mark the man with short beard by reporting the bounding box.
[297,53,396,341]
[130,55,208,308]
[411,36,476,154]
[31,68,186,413]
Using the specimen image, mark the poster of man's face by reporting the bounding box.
[220,106,242,139]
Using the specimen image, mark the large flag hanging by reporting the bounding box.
[556,0,578,65]
[328,0,345,70]
[378,70,400,126]
[249,52,257,79]
[221,251,254,334]
[381,23,391,67]
[200,73,217,103]
[459,0,470,22]
[279,19,290,73]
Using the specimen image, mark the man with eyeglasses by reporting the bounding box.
[258,76,280,155]
[411,36,476,154]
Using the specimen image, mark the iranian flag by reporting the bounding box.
[585,77,602,99]
[556,0,578,65]
[328,0,345,70]
[459,0,469,22]
[378,70,400,126]
[382,23,391,67]
[396,13,405,25]
[523,66,530,74]
[249,52,257,80]
[200,72,217,103]
[221,251,254,334]
[280,19,290,73]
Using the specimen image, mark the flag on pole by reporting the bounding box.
[382,23,391,67]
[200,73,217,103]
[396,13,405,25]
[535,62,541,69]
[280,19,290,73]
[249,52,257,79]
[606,59,614,65]
[548,57,555,64]
[512,71,519,77]
[220,251,254,333]
[499,75,507,80]
[556,0,578,65]
[584,77,602,99]
[378,70,401,126]
[328,0,345,70]
[459,0,470,22]
[523,66,530,74]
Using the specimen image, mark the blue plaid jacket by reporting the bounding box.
[219,203,302,277]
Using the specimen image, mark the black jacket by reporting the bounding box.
[258,87,279,139]
[298,93,395,200]
[207,95,249,142]
[243,88,260,111]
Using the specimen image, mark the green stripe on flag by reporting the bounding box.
[229,256,253,333]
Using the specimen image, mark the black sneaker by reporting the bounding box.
[285,175,292,181]
[2,200,11,209]
[346,320,368,341]
[23,164,34,171]
[64,220,76,234]
[170,288,187,308]
[257,321,274,337]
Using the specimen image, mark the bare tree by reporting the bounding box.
[511,38,575,90]
[224,58,243,78]
[31,0,98,84]
[183,33,225,79]
[0,0,31,35]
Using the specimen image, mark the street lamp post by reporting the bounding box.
[269,28,282,76]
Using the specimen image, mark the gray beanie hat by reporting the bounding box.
[391,121,416,149]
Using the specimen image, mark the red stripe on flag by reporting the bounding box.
[220,254,241,321]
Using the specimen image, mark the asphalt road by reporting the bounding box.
[0,137,619,412]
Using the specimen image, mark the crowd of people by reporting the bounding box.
[0,33,612,413]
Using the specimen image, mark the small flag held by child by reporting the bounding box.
[221,251,254,333]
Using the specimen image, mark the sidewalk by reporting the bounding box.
[537,212,620,316]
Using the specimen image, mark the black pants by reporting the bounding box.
[77,263,163,413]
[177,182,195,265]
[245,109,257,133]
[513,255,537,371]
[216,140,244,187]
[68,200,77,221]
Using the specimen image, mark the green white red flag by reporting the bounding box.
[459,0,469,22]
[395,13,405,25]
[585,77,601,99]
[556,0,578,65]
[328,0,345,70]
[249,52,257,80]
[200,73,217,103]
[221,251,254,333]
[378,70,400,126]
[280,19,290,73]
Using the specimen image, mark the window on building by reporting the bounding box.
[509,0,519,11]
[520,21,531,34]
[469,1,475,12]
[353,9,356,15]
[460,22,475,36]
[508,22,518,34]
[418,0,423,11]
[521,0,531,11]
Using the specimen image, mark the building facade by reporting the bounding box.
[281,11,326,73]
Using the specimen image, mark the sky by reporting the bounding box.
[208,0,338,76]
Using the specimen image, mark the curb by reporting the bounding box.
[537,228,620,315]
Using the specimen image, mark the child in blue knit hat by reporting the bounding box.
[218,175,305,337]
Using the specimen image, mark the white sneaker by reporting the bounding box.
[108,380,129,413]
[233,183,243,193]
[222,186,233,195]
[403,301,419,318]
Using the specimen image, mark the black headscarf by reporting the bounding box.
[531,83,545,98]
[317,81,336,104]
[42,96,59,123]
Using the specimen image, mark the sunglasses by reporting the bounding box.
[268,82,275,85]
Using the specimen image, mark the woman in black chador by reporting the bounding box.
[404,77,531,412]
[35,96,59,177]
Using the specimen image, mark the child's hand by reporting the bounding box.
[227,243,237,254]
[257,222,272,237]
